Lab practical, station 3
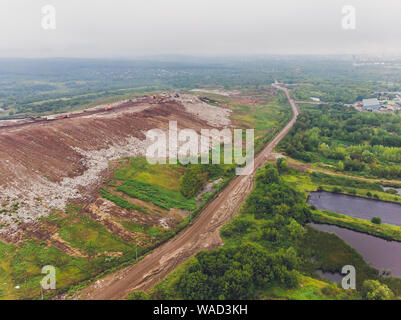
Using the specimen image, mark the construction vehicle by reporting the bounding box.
[104,106,112,111]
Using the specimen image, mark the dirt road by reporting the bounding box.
[77,85,299,300]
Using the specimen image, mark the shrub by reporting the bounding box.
[180,165,207,199]
[321,284,338,296]
[362,280,394,300]
[276,158,288,173]
[118,180,195,210]
[371,217,381,224]
[127,291,150,300]
[100,189,148,213]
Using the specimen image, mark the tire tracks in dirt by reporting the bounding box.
[76,85,299,300]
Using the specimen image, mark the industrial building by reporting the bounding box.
[362,98,381,111]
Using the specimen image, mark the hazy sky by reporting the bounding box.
[1,0,401,58]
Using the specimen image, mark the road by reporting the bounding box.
[295,100,328,105]
[77,85,299,300]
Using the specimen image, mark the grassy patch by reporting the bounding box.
[100,189,148,214]
[121,221,173,239]
[58,215,134,254]
[310,210,401,242]
[261,275,357,300]
[117,180,196,210]
[114,157,184,191]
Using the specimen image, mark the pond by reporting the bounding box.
[382,186,401,196]
[307,191,401,226]
[310,223,401,277]
[315,270,343,284]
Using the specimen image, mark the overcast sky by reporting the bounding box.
[1,0,401,58]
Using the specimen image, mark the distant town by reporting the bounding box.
[347,92,401,113]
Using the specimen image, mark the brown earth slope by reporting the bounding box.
[74,85,299,300]
[0,94,231,240]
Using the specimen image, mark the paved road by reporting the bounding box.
[77,85,299,300]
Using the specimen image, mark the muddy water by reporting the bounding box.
[311,223,401,277]
[308,191,401,226]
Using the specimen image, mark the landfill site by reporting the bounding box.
[0,93,232,241]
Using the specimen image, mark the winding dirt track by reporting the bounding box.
[78,86,299,300]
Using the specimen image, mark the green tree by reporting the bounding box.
[127,291,150,300]
[361,150,376,164]
[276,158,288,173]
[180,165,207,198]
[262,165,280,184]
[84,241,97,263]
[285,219,305,242]
[371,217,381,224]
[361,280,394,300]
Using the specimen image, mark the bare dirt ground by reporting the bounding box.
[189,89,241,97]
[0,94,231,241]
[73,85,299,300]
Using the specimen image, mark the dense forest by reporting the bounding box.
[280,104,401,179]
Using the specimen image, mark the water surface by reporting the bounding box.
[315,270,342,284]
[382,186,401,196]
[311,223,401,277]
[308,191,401,226]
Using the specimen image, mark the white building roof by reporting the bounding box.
[362,98,380,107]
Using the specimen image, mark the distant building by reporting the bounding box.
[362,98,381,111]
[387,105,395,111]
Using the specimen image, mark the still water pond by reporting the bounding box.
[311,223,401,277]
[315,270,342,284]
[382,186,401,195]
[308,191,401,226]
